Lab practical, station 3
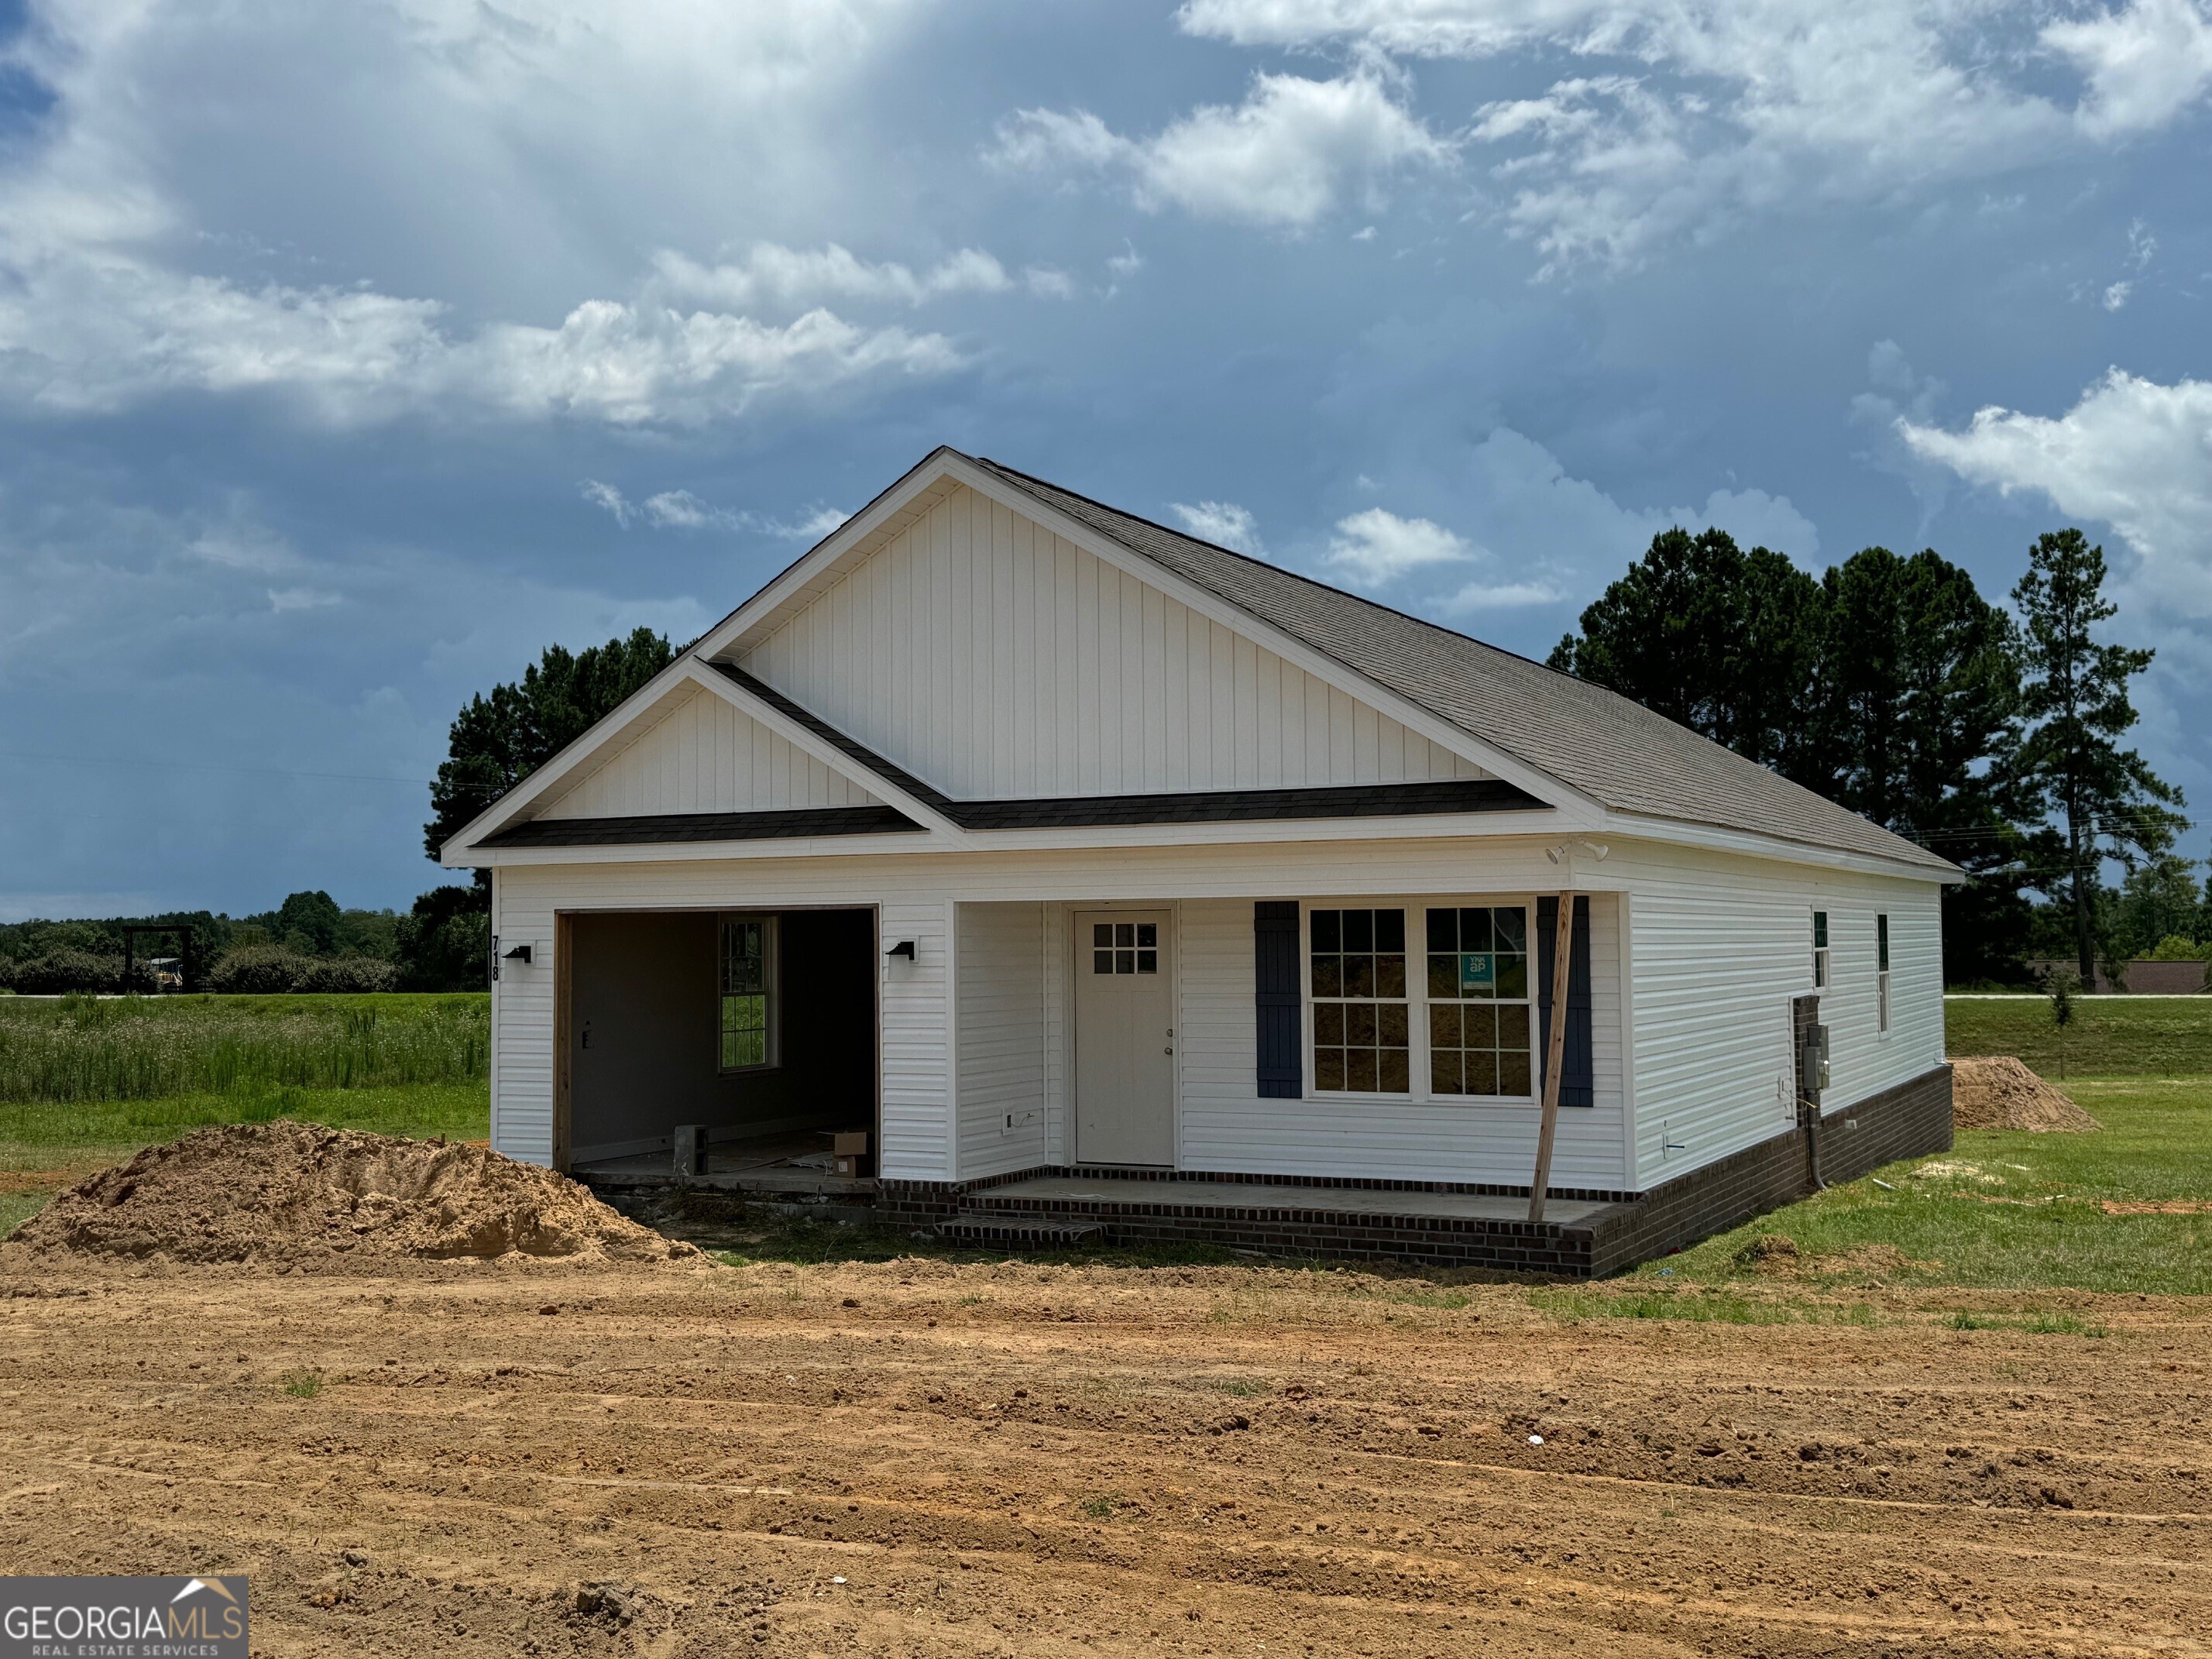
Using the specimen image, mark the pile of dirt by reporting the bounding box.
[4,1121,696,1266]
[1950,1056,2101,1132]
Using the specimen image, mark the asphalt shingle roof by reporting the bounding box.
[970,455,1956,874]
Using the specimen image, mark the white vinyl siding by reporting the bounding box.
[1176,892,1627,1191]
[538,682,879,820]
[1626,847,1944,1186]
[485,835,1942,1196]
[955,902,1047,1180]
[741,483,1489,800]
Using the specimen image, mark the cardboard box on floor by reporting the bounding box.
[827,1129,870,1179]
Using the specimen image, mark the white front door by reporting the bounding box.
[1073,911,1174,1166]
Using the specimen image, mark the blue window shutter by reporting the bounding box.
[1254,901,1303,1099]
[1536,896,1595,1108]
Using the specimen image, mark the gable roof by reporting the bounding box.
[966,456,1955,875]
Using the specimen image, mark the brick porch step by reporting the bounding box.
[936,1211,1104,1249]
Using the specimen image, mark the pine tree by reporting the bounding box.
[2008,529,2183,988]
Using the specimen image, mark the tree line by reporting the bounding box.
[0,888,483,994]
[1548,527,2200,984]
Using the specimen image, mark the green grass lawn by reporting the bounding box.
[1944,991,2212,1076]
[1636,1070,2212,1297]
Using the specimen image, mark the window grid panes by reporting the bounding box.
[1425,906,1534,1097]
[720,918,772,1070]
[1091,921,1158,975]
[1877,913,1891,1033]
[1310,908,1410,1094]
[1812,910,1829,989]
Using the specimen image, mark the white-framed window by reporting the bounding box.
[1877,912,1891,1035]
[1307,901,1537,1102]
[1424,905,1534,1098]
[1812,909,1829,990]
[1310,907,1410,1094]
[718,915,778,1072]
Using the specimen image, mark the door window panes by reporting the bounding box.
[1093,921,1159,974]
[1424,906,1534,1096]
[1310,908,1410,1093]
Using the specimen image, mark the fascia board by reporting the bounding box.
[1598,808,1964,884]
[446,807,1576,868]
[679,658,968,840]
[943,455,1602,819]
[441,652,728,855]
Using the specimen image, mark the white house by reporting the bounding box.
[443,448,1956,1273]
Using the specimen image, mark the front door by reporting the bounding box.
[1073,911,1174,1166]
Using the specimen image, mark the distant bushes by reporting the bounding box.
[8,951,151,994]
[204,947,397,995]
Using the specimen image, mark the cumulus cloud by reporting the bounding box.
[2046,0,2212,139]
[0,233,963,424]
[1170,500,1266,555]
[582,481,850,538]
[1898,369,2212,616]
[988,67,1449,228]
[0,2,973,425]
[1325,507,1473,585]
[650,243,1068,310]
[1174,0,2212,270]
[1323,428,1819,625]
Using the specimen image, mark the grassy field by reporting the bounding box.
[1944,991,2212,1076]
[1630,1073,2212,1297]
[1,990,2206,1297]
[0,992,489,1236]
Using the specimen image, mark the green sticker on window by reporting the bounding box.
[1458,953,1496,991]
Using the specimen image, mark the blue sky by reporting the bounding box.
[3,0,2210,919]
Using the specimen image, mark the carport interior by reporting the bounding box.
[565,906,874,1164]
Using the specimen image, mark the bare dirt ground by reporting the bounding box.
[2,1254,2206,1658]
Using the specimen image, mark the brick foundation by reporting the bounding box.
[1582,1063,1954,1275]
[841,1064,1951,1277]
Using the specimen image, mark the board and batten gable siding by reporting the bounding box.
[537,682,879,821]
[740,483,1490,800]
[1625,843,1946,1187]
[1173,893,1628,1190]
[954,902,1048,1180]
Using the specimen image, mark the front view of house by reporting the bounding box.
[445,448,1956,1273]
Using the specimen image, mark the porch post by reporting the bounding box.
[1528,888,1575,1225]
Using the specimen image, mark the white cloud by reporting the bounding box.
[1323,428,1819,625]
[580,479,636,527]
[1898,368,2212,616]
[1170,500,1266,555]
[2104,280,2134,311]
[1176,0,2212,270]
[0,1,968,425]
[989,68,1449,228]
[2045,0,2212,139]
[649,243,1038,311]
[1441,579,1563,610]
[582,480,850,538]
[1325,507,1472,585]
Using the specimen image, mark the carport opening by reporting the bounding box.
[566,907,875,1166]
